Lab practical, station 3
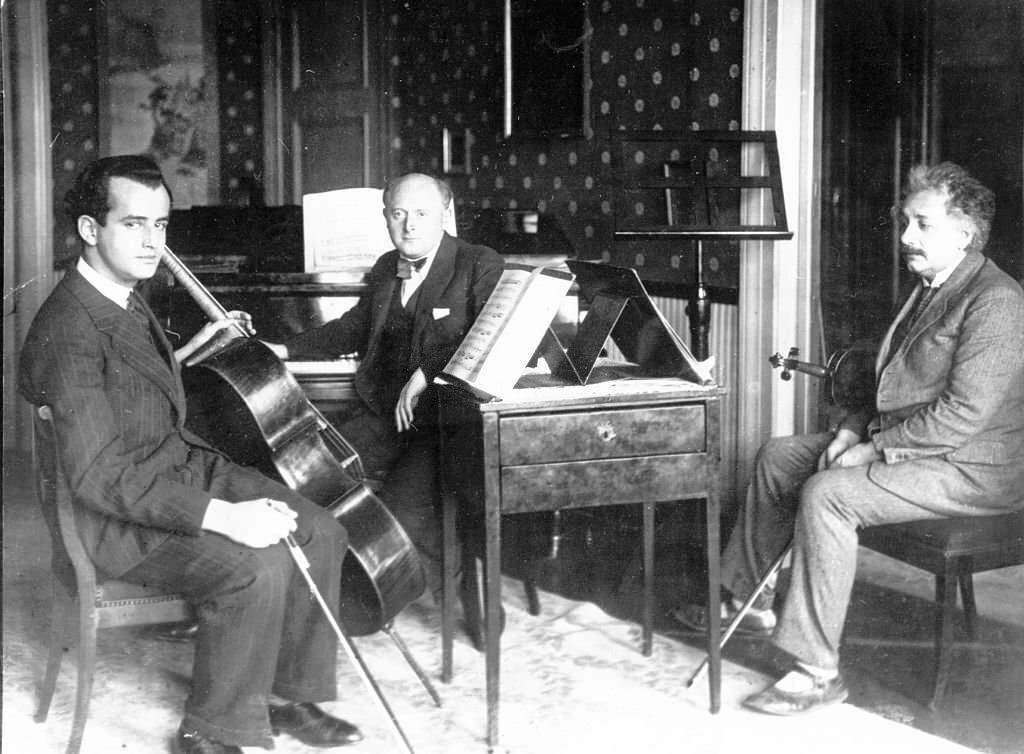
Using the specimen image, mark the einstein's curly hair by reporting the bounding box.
[64,155,173,226]
[904,162,995,253]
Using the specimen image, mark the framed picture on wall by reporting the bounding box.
[97,0,220,208]
[503,0,592,139]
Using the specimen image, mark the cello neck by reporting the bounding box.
[161,245,249,338]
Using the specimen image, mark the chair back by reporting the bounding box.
[31,405,192,626]
[32,406,94,598]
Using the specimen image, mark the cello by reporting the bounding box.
[160,246,425,637]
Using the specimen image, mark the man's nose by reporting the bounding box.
[142,225,163,248]
[900,224,915,247]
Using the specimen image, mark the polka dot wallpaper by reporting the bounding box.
[46,0,743,284]
[46,0,265,266]
[48,1,101,266]
[384,0,743,289]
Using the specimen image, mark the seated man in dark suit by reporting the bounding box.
[674,162,1024,714]
[265,173,505,649]
[20,155,364,754]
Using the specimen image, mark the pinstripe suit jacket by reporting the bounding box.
[19,267,219,577]
[839,252,1024,509]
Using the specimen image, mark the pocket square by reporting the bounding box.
[432,308,450,319]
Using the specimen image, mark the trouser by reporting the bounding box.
[121,450,347,747]
[721,433,1001,671]
[334,404,448,595]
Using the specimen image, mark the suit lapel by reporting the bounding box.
[368,255,401,349]
[877,252,985,374]
[411,233,458,334]
[65,270,187,420]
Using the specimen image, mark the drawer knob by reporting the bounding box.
[597,422,617,443]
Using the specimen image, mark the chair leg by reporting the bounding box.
[67,597,99,754]
[957,567,977,640]
[930,563,958,710]
[34,585,69,723]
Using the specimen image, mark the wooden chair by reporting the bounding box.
[859,510,1024,709]
[32,406,193,754]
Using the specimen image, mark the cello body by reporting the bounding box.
[174,292,425,637]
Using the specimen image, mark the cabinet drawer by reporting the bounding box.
[500,404,705,465]
[500,453,709,513]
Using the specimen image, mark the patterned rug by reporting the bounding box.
[3,569,982,754]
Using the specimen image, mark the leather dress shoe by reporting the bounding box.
[269,701,363,747]
[743,673,849,715]
[149,619,199,642]
[172,726,242,754]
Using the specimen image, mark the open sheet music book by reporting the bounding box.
[442,263,575,401]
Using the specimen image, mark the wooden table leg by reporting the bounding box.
[440,486,457,684]
[485,508,502,748]
[705,496,721,713]
[642,501,655,656]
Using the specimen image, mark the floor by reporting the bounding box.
[3,452,1023,753]
[502,506,1024,754]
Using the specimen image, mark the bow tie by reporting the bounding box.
[396,256,429,279]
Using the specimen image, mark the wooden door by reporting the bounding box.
[271,0,386,202]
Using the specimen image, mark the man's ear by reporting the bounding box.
[77,215,99,246]
[958,222,974,252]
[442,203,457,237]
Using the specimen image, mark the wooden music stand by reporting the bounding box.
[541,260,714,386]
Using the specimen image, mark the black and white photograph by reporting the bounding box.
[4,2,1022,753]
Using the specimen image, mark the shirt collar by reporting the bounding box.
[401,248,437,279]
[924,253,965,289]
[77,257,135,309]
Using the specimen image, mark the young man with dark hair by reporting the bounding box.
[20,155,364,753]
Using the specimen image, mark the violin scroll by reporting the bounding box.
[768,346,831,380]
[768,347,801,381]
[767,343,877,411]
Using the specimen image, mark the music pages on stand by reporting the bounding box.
[441,263,576,401]
[442,260,715,402]
[543,260,714,387]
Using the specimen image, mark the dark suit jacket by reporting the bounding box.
[19,267,217,577]
[286,232,504,421]
[840,252,1024,508]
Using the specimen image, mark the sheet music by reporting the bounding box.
[302,188,392,274]
[443,264,575,400]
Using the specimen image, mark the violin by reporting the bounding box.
[768,343,877,411]
[161,246,424,636]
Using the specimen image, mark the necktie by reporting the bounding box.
[396,256,428,279]
[127,292,155,343]
[126,290,150,329]
[888,284,937,356]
